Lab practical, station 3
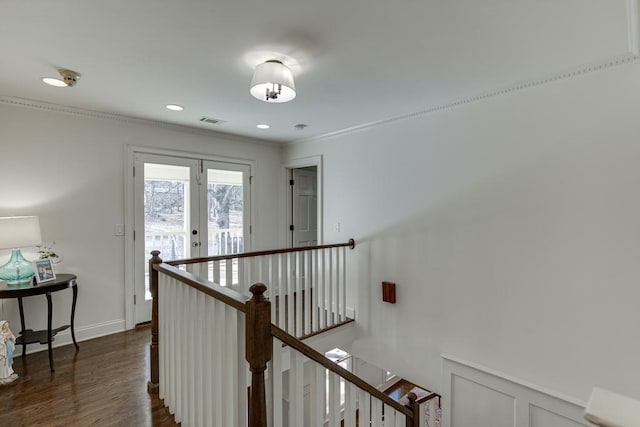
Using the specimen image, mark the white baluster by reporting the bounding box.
[312,362,326,427]
[213,260,220,285]
[341,246,347,321]
[168,278,177,415]
[213,299,224,427]
[175,284,184,423]
[226,258,233,289]
[159,277,166,401]
[296,252,303,336]
[268,255,276,324]
[289,350,304,427]
[224,304,237,426]
[320,248,326,330]
[287,252,294,334]
[371,399,382,427]
[278,254,286,329]
[288,349,300,426]
[395,408,405,427]
[304,250,311,335]
[328,371,340,427]
[236,310,247,427]
[328,248,333,326]
[204,297,214,427]
[312,249,319,333]
[356,389,367,427]
[344,382,357,427]
[187,287,197,425]
[271,338,283,427]
[198,290,207,426]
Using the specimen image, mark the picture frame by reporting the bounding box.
[33,259,56,284]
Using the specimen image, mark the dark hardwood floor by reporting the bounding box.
[0,325,177,427]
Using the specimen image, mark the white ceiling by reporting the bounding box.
[0,0,634,143]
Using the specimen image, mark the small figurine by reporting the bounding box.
[0,320,18,384]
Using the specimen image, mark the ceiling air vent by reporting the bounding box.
[199,116,226,125]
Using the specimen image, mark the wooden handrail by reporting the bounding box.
[270,324,414,419]
[153,262,248,313]
[166,238,356,266]
[417,392,440,405]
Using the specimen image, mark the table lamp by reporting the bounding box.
[0,216,42,285]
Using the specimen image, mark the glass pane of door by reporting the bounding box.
[203,162,250,285]
[143,163,191,299]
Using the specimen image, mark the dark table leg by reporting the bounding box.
[46,291,54,372]
[17,297,26,357]
[71,284,79,350]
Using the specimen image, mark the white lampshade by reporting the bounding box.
[250,60,296,103]
[0,216,42,249]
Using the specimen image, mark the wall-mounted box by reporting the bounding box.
[382,281,396,304]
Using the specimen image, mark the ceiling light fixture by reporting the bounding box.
[41,69,81,87]
[165,104,184,111]
[250,60,296,103]
[256,124,270,129]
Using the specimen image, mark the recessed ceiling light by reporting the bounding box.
[165,104,184,111]
[256,124,270,129]
[41,77,67,87]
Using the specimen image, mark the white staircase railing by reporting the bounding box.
[169,239,355,339]
[147,239,440,427]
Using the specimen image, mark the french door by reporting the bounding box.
[133,153,251,324]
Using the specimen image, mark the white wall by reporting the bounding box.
[283,60,640,405]
[0,103,282,349]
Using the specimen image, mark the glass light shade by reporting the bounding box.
[41,77,67,87]
[0,216,42,285]
[250,60,296,103]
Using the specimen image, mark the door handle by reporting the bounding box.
[192,242,201,247]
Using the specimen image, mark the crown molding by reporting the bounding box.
[0,96,283,148]
[290,53,639,147]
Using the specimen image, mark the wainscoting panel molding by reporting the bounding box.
[442,355,590,427]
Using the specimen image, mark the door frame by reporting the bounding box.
[124,145,255,329]
[282,155,323,248]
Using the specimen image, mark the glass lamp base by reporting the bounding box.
[0,248,35,285]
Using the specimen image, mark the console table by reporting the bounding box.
[0,273,79,371]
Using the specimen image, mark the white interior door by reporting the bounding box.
[292,167,318,247]
[133,154,252,324]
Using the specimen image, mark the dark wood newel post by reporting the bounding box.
[405,392,420,427]
[147,250,162,394]
[246,283,272,427]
